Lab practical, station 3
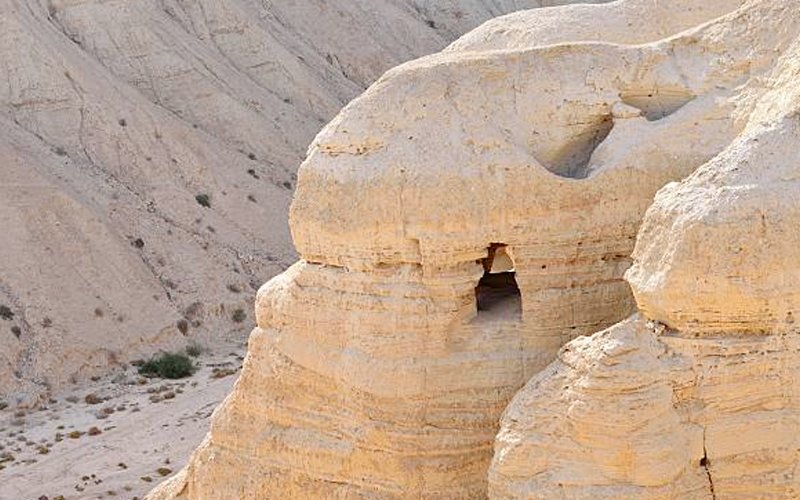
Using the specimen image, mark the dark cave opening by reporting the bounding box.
[475,244,521,317]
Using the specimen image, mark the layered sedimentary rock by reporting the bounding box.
[146,1,785,499]
[489,3,800,498]
[0,0,562,404]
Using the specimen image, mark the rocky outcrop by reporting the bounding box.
[447,0,745,51]
[489,3,800,499]
[145,1,791,499]
[0,0,558,405]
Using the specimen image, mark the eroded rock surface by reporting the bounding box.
[144,1,788,499]
[490,2,800,498]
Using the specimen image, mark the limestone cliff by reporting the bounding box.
[489,3,800,499]
[145,0,794,499]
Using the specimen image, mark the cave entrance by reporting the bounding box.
[475,244,521,318]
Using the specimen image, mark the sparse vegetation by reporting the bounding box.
[157,467,173,477]
[195,193,211,208]
[176,319,189,335]
[211,367,238,379]
[185,342,204,358]
[232,309,247,323]
[0,305,14,321]
[137,352,196,379]
[84,393,102,405]
[183,301,204,325]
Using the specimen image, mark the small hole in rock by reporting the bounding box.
[475,244,521,318]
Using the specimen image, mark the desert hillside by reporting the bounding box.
[0,0,609,405]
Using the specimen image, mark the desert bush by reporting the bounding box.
[137,352,196,379]
[0,305,13,320]
[195,193,211,208]
[185,342,204,358]
[84,393,102,405]
[232,309,247,323]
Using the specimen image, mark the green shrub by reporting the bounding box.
[195,194,211,208]
[137,352,196,379]
[232,309,247,323]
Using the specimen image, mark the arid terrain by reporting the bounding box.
[6,1,800,500]
[147,0,800,499]
[0,345,240,500]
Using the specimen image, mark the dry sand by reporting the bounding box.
[0,343,242,500]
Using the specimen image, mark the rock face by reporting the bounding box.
[0,0,563,404]
[489,3,800,499]
[144,1,794,499]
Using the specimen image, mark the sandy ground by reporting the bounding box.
[0,343,244,500]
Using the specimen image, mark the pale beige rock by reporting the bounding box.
[448,0,745,52]
[627,54,800,335]
[0,0,549,404]
[490,3,800,499]
[491,312,800,499]
[145,1,778,499]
